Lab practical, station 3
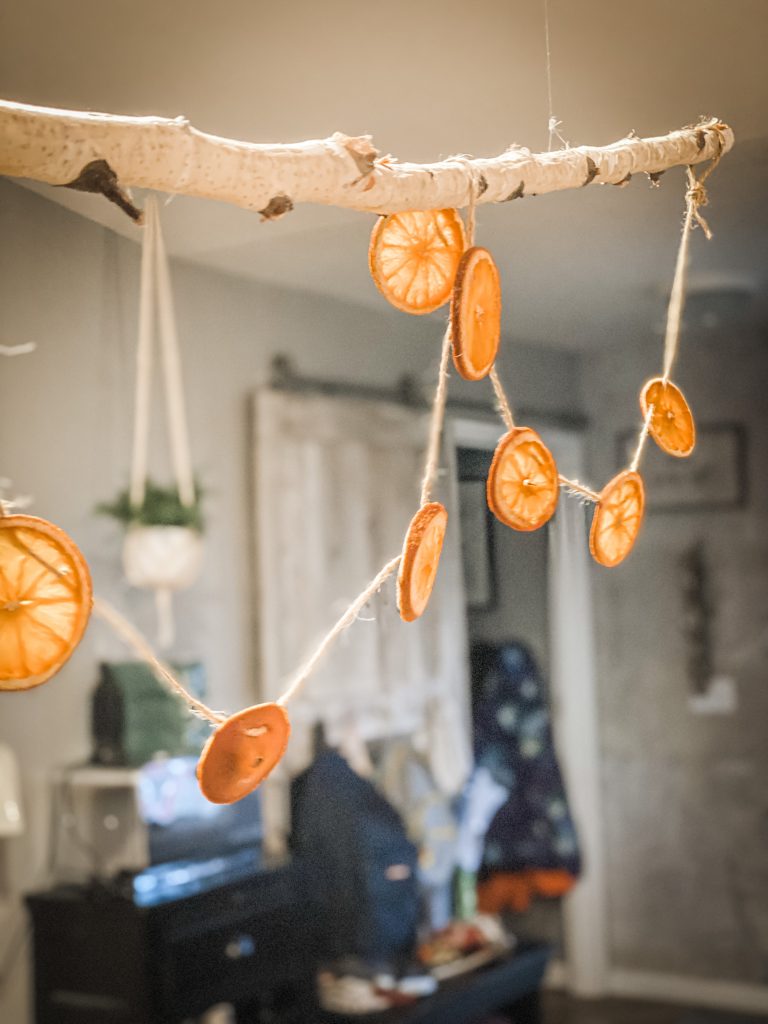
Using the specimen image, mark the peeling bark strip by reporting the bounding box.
[0,100,733,216]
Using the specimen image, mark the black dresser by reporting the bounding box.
[27,861,551,1024]
[26,858,316,1024]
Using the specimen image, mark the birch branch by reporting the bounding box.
[0,100,733,220]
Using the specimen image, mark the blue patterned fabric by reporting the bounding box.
[472,643,581,879]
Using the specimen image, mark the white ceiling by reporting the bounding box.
[2,0,767,349]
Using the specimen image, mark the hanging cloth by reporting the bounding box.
[123,196,202,647]
[470,641,581,913]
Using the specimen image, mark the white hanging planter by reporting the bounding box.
[122,524,203,592]
[122,524,204,649]
[101,197,204,651]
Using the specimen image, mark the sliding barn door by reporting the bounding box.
[252,388,472,783]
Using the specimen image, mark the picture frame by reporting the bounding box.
[616,422,748,512]
[458,478,497,610]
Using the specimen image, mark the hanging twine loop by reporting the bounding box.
[130,196,196,510]
[123,195,200,648]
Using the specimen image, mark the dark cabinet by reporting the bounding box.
[27,862,315,1024]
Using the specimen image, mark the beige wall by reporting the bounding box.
[587,325,768,983]
[0,180,582,1021]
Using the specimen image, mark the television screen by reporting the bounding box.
[137,755,263,865]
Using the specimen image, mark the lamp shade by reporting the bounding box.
[0,744,24,836]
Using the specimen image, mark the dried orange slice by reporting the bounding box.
[0,514,92,691]
[589,471,645,568]
[369,210,466,315]
[197,702,290,804]
[487,428,559,532]
[397,502,448,622]
[451,246,501,381]
[640,377,696,457]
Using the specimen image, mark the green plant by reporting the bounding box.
[96,480,204,532]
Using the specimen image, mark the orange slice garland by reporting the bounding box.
[397,502,448,622]
[589,470,645,568]
[640,377,696,457]
[451,246,501,381]
[0,514,93,692]
[369,210,466,315]
[197,702,291,804]
[487,428,559,532]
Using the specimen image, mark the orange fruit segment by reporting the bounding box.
[197,702,291,804]
[0,514,92,691]
[589,470,645,568]
[487,428,559,532]
[451,246,501,381]
[397,502,448,622]
[640,377,696,457]
[369,210,466,315]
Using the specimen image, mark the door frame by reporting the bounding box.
[448,414,608,996]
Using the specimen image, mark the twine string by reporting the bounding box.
[92,596,225,726]
[661,179,698,384]
[276,555,401,706]
[558,475,600,503]
[419,323,453,506]
[420,156,481,507]
[277,165,487,705]
[633,149,721,469]
[543,0,568,151]
[661,162,718,382]
[489,366,515,431]
[630,402,655,473]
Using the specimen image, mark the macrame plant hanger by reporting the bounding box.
[123,195,202,648]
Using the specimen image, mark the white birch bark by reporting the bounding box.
[0,100,732,218]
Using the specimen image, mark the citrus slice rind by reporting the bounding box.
[397,502,448,623]
[589,470,645,568]
[486,428,559,532]
[369,210,466,315]
[0,514,93,692]
[197,702,291,804]
[640,377,696,457]
[451,246,501,381]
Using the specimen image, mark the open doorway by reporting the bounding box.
[449,415,607,997]
[456,439,564,953]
